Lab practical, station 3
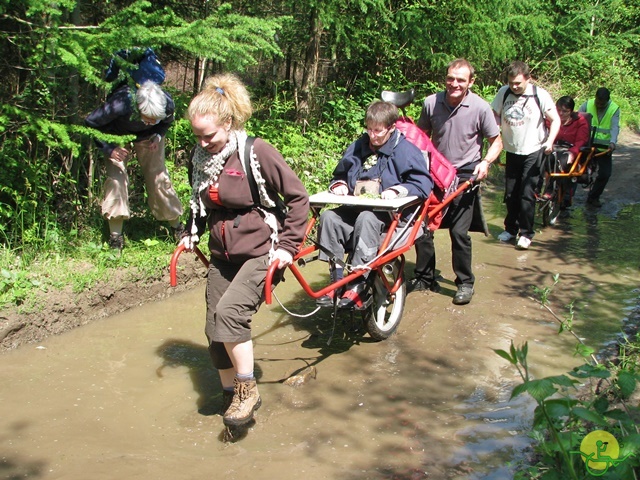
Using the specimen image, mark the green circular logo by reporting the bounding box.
[580,430,620,471]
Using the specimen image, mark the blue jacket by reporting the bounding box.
[331,130,433,198]
[85,85,175,155]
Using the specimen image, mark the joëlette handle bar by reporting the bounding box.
[168,179,475,296]
[548,146,612,179]
[169,244,210,287]
[264,178,476,305]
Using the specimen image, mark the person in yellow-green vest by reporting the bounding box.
[579,87,620,208]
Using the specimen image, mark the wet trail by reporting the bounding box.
[1,133,640,479]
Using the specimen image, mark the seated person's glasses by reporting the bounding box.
[366,126,391,137]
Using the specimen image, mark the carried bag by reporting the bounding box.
[354,178,381,196]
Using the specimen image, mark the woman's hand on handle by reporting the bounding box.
[270,249,293,269]
[179,235,197,252]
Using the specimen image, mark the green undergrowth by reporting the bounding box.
[0,231,179,312]
[498,275,640,479]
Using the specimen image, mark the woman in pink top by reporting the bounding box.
[555,96,590,166]
[551,96,590,207]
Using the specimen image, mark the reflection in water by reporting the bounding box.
[452,383,536,479]
[564,203,640,270]
[155,340,220,414]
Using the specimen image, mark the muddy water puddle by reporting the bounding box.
[2,201,640,479]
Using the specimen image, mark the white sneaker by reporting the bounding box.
[516,236,532,250]
[497,231,515,242]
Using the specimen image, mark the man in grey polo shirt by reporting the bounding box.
[408,58,503,305]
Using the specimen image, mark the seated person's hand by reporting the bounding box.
[381,188,399,200]
[330,182,349,196]
[567,152,575,164]
[270,248,293,269]
[179,235,198,252]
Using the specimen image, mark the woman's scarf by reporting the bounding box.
[188,130,279,257]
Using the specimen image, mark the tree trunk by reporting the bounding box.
[296,7,322,122]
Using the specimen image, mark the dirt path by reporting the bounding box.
[1,129,639,353]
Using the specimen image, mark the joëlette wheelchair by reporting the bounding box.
[170,90,473,341]
[537,120,613,226]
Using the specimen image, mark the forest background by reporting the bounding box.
[1,0,639,309]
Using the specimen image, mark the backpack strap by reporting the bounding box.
[242,136,287,219]
[502,86,543,117]
[243,136,260,206]
[532,85,542,116]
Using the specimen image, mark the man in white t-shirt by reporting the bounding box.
[491,61,560,250]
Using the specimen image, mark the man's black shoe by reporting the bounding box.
[452,284,474,305]
[587,197,602,208]
[407,277,441,294]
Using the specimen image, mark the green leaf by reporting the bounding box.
[143,238,160,247]
[546,374,577,388]
[617,370,637,398]
[544,398,576,419]
[603,409,629,422]
[511,382,528,399]
[493,348,516,364]
[593,396,609,414]
[572,406,608,426]
[569,364,611,379]
[574,343,595,358]
[525,379,557,402]
[620,434,640,455]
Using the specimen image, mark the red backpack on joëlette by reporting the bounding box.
[395,117,458,230]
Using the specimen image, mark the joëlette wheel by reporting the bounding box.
[362,263,406,341]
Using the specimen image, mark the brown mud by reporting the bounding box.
[0,256,205,351]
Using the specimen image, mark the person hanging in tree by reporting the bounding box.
[85,81,184,250]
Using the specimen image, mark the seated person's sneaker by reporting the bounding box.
[338,281,369,309]
[316,290,337,307]
[407,277,441,294]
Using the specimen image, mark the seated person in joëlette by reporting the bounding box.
[316,100,433,309]
[546,96,590,207]
[554,96,590,169]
